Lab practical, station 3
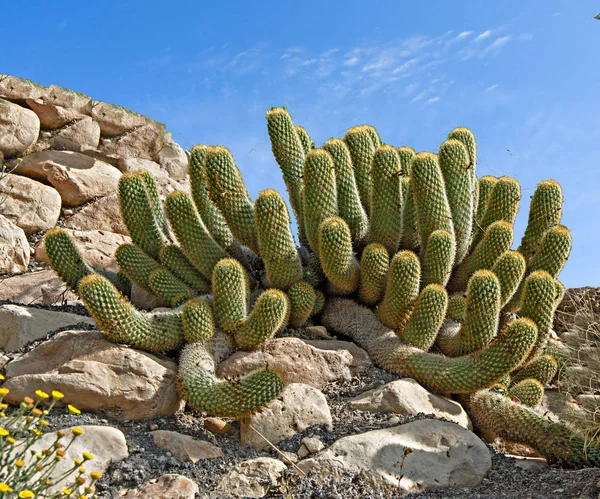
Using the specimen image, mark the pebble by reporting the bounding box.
[388,416,401,425]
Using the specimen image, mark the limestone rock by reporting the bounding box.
[0,173,62,234]
[64,193,128,235]
[241,383,332,450]
[204,417,233,434]
[25,84,92,130]
[0,303,94,351]
[0,269,78,305]
[92,101,154,137]
[0,75,46,102]
[157,133,188,180]
[349,378,471,429]
[218,457,287,498]
[14,150,121,206]
[50,116,101,151]
[298,420,491,494]
[218,337,371,389]
[150,430,224,462]
[35,228,131,272]
[119,474,199,499]
[3,329,182,419]
[99,123,164,162]
[0,98,40,157]
[0,215,29,275]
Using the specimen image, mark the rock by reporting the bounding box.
[3,329,182,419]
[0,303,94,351]
[20,425,127,495]
[218,338,371,389]
[0,354,8,369]
[218,457,287,498]
[0,269,78,305]
[204,417,233,434]
[44,84,93,111]
[157,133,188,180]
[0,173,62,234]
[509,455,548,471]
[119,474,199,499]
[14,150,121,206]
[0,98,40,157]
[0,75,46,102]
[92,101,154,137]
[0,215,29,275]
[130,284,168,311]
[241,383,332,450]
[349,378,471,429]
[99,123,165,162]
[150,430,224,462]
[25,85,91,130]
[35,228,130,272]
[278,451,298,465]
[305,325,333,339]
[50,116,101,151]
[302,436,324,454]
[298,420,491,494]
[64,193,128,235]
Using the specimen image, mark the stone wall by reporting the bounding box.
[0,75,190,301]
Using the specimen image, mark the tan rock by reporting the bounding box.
[0,98,40,157]
[204,417,233,434]
[0,173,61,234]
[157,133,188,180]
[92,101,154,136]
[241,383,332,450]
[119,474,199,499]
[50,116,101,151]
[150,430,224,462]
[0,215,29,275]
[218,337,371,389]
[0,303,94,351]
[0,75,46,102]
[218,457,287,498]
[14,150,121,206]
[44,84,92,111]
[25,97,87,130]
[99,123,165,161]
[0,269,78,305]
[35,228,130,272]
[64,193,128,235]
[4,329,182,419]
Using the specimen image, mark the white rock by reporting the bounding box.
[92,101,154,137]
[0,303,94,351]
[302,436,324,454]
[99,123,164,162]
[150,430,223,462]
[0,215,29,275]
[241,383,332,450]
[64,193,128,235]
[119,474,199,499]
[0,75,46,102]
[349,378,471,429]
[298,420,491,494]
[157,133,188,180]
[51,116,101,151]
[218,457,287,498]
[0,98,40,157]
[0,269,78,305]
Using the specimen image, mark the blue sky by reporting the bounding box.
[2,1,599,287]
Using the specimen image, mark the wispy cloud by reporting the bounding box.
[485,84,499,92]
[475,30,493,42]
[427,96,441,104]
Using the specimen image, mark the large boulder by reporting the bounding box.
[0,173,62,234]
[157,133,188,180]
[3,329,182,419]
[0,214,30,275]
[64,193,128,235]
[14,150,121,206]
[25,84,92,130]
[91,101,154,137]
[150,430,224,462]
[0,98,40,157]
[99,123,165,162]
[0,75,46,102]
[0,269,78,305]
[298,420,491,494]
[50,116,101,151]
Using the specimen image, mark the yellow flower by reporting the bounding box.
[0,388,9,396]
[35,390,49,399]
[52,390,64,399]
[0,427,9,437]
[78,466,86,473]
[57,430,66,438]
[82,452,93,461]
[40,420,49,427]
[90,471,102,480]
[56,449,65,457]
[72,427,84,436]
[0,403,7,409]
[23,397,34,405]
[0,374,4,381]
[32,429,42,436]
[15,459,25,467]
[7,437,15,444]
[61,487,72,496]
[68,405,81,415]
[81,496,88,499]
[31,408,42,417]
[19,491,35,498]
[0,483,13,492]
[73,458,82,466]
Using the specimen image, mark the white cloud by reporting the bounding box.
[475,30,493,42]
[485,84,499,92]
[427,96,441,104]
[481,36,511,56]
[343,57,359,66]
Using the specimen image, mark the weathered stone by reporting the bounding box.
[241,383,332,450]
[35,228,130,272]
[3,329,182,419]
[99,123,164,161]
[51,116,101,151]
[150,430,224,462]
[0,75,46,102]
[0,304,94,351]
[0,173,61,234]
[0,98,40,157]
[119,474,199,499]
[301,436,324,454]
[157,133,188,180]
[25,97,87,130]
[298,420,491,494]
[349,378,471,429]
[45,84,92,111]
[0,269,78,305]
[305,325,333,339]
[0,215,29,275]
[204,417,233,434]
[218,337,371,389]
[14,150,121,206]
[92,101,154,137]
[218,457,287,498]
[64,193,128,235]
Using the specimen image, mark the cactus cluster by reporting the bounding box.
[43,106,600,467]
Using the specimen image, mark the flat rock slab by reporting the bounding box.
[3,329,182,419]
[150,430,224,462]
[64,193,128,235]
[218,457,287,498]
[298,419,491,495]
[349,378,471,429]
[0,269,78,305]
[118,474,199,499]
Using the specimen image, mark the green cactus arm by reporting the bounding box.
[254,189,303,290]
[344,125,376,213]
[323,138,369,246]
[137,169,170,238]
[396,146,416,175]
[182,298,215,343]
[447,127,478,220]
[399,284,448,351]
[118,171,167,259]
[368,145,403,256]
[302,255,325,288]
[507,379,545,408]
[235,289,290,350]
[398,177,420,251]
[165,190,229,281]
[491,250,526,307]
[511,354,558,385]
[358,243,390,306]
[158,244,211,294]
[377,250,421,329]
[78,274,184,352]
[438,139,474,264]
[318,217,360,295]
[302,148,338,256]
[526,225,572,277]
[212,258,250,334]
[287,281,317,327]
[148,267,195,308]
[466,390,600,467]
[475,176,498,226]
[447,295,466,322]
[422,230,455,287]
[311,290,326,316]
[363,125,382,148]
[204,146,259,253]
[295,125,314,156]
[115,243,162,292]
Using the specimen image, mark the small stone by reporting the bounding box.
[305,325,333,339]
[301,436,324,454]
[297,444,310,459]
[388,416,401,425]
[119,473,199,499]
[63,208,74,216]
[205,417,232,434]
[150,430,224,463]
[278,451,298,465]
[149,424,159,431]
[218,457,287,498]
